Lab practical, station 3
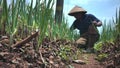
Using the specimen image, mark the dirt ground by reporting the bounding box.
[0,35,107,68]
[72,53,105,68]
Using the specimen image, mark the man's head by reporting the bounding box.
[68,6,87,19]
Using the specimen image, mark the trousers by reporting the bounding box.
[76,33,100,49]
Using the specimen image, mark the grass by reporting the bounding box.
[0,0,77,49]
[1,0,119,51]
[94,8,120,51]
[94,8,120,62]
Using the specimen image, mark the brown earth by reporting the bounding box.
[0,35,106,68]
[72,53,105,68]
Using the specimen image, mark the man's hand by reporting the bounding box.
[92,21,102,27]
[76,37,87,45]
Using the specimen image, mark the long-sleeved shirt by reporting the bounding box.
[70,14,100,35]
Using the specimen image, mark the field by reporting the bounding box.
[0,0,120,68]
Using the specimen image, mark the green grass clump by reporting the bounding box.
[0,0,77,49]
[94,8,120,51]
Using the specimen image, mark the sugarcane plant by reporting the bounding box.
[0,0,77,50]
[94,8,120,61]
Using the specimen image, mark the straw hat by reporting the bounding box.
[68,6,87,16]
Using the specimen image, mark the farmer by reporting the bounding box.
[68,6,102,52]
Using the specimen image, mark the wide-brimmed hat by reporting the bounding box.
[68,6,87,16]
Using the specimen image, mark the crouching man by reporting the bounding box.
[68,6,102,53]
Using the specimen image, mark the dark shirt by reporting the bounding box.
[71,14,100,35]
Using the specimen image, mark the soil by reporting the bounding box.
[97,35,120,68]
[72,53,105,68]
[0,35,106,68]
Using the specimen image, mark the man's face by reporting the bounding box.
[73,13,83,19]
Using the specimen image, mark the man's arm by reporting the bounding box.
[88,14,102,27]
[70,21,76,30]
[70,24,75,30]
